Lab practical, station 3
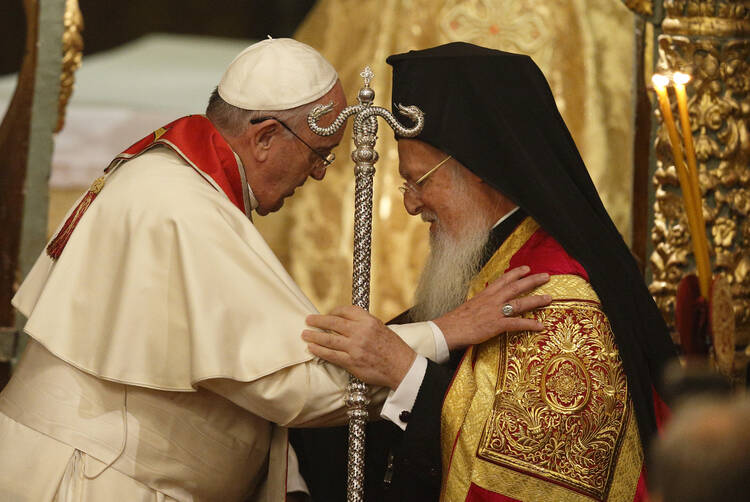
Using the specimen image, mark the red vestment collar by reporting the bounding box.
[47,115,248,260]
[109,115,247,213]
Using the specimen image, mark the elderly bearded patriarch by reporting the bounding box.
[297,43,677,502]
[411,167,499,323]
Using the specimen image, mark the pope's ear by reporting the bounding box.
[250,120,279,161]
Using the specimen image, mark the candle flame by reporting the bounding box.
[651,73,670,89]
[673,72,691,85]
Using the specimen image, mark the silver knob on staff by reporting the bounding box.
[307,66,424,502]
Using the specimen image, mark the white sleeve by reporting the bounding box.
[379,355,428,431]
[200,321,438,428]
[387,321,448,363]
[427,320,450,363]
[380,320,448,430]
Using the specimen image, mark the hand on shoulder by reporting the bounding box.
[434,265,551,349]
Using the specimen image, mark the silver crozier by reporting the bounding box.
[307,66,424,502]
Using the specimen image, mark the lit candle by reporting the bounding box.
[672,72,711,298]
[652,73,710,297]
[672,73,701,205]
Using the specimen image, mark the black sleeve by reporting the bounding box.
[384,359,455,502]
[289,313,411,502]
[289,425,349,502]
[289,360,455,502]
[289,420,401,502]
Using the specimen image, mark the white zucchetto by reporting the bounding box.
[218,38,338,111]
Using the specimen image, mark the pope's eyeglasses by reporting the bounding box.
[399,155,452,195]
[250,116,335,169]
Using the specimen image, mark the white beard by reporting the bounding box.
[410,213,492,322]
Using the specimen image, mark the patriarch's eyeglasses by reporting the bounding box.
[398,156,452,195]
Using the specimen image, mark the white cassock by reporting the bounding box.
[0,147,439,502]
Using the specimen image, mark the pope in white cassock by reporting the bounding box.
[0,39,547,502]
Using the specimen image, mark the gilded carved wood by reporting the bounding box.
[58,0,83,132]
[621,0,655,17]
[662,0,750,36]
[645,0,750,380]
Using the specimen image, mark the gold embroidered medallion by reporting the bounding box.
[541,354,591,413]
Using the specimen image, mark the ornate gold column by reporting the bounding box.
[58,0,83,133]
[626,0,750,380]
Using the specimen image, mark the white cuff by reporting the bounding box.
[286,443,310,495]
[428,320,450,364]
[380,355,427,431]
[389,322,439,361]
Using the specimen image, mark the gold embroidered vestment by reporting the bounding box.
[441,219,644,502]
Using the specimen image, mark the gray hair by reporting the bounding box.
[205,87,316,137]
[650,395,750,502]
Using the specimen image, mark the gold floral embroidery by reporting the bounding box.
[478,301,629,500]
[443,219,640,501]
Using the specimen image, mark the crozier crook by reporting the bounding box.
[307,66,424,502]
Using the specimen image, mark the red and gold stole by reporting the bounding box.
[47,115,247,259]
[440,218,645,502]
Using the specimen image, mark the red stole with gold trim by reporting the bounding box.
[47,115,244,259]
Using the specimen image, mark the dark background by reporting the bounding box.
[0,0,317,75]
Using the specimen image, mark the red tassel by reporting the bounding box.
[46,176,106,260]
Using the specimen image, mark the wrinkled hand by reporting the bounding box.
[301,266,550,390]
[302,306,416,390]
[434,265,551,350]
